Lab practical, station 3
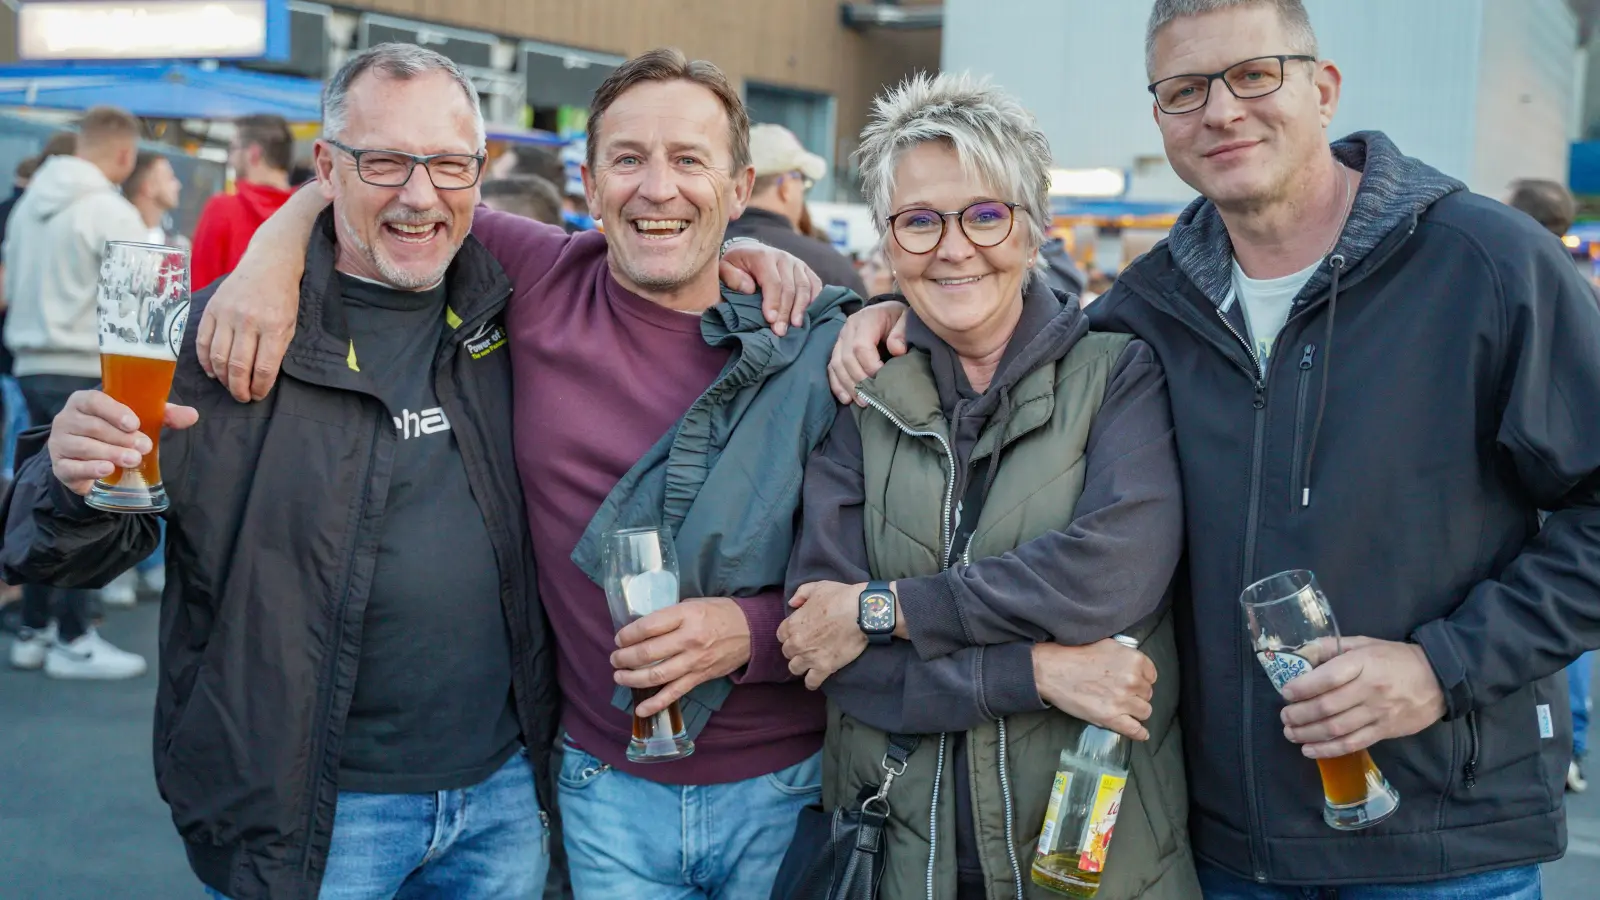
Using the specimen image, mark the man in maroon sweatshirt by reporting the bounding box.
[190,114,295,289]
[195,46,837,898]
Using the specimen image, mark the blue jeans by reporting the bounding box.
[1196,861,1541,899]
[1569,651,1593,759]
[206,749,548,900]
[556,737,820,899]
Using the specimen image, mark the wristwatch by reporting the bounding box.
[720,236,761,256]
[858,581,897,645]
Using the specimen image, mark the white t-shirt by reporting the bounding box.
[1226,257,1320,363]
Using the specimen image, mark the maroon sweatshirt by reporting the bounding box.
[471,208,824,785]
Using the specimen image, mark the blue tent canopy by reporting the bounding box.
[1049,197,1188,219]
[0,62,323,121]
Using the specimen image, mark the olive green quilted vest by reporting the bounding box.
[823,332,1200,900]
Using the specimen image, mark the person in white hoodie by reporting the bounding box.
[5,105,150,679]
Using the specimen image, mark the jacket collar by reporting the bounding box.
[733,206,796,231]
[861,279,1092,441]
[283,208,514,391]
[1165,130,1465,308]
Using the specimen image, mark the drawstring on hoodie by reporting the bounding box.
[1301,254,1345,507]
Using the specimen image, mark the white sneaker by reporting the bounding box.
[44,629,147,680]
[1569,760,1589,793]
[100,571,139,608]
[9,622,58,670]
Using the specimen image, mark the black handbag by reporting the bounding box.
[770,733,920,900]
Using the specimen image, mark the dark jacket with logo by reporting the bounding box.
[0,211,559,900]
[1088,131,1600,884]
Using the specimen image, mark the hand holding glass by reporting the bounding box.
[602,526,695,763]
[88,242,190,513]
[1240,570,1400,830]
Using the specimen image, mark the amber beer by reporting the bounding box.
[87,242,189,513]
[1318,750,1387,807]
[99,352,178,494]
[1242,571,1400,830]
[631,687,688,745]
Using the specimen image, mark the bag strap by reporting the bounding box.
[861,732,921,819]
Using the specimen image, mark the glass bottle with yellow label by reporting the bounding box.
[1030,635,1139,898]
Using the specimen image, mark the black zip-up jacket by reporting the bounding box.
[0,212,559,900]
[1089,132,1600,884]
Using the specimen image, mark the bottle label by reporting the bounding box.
[1077,773,1126,874]
[1256,650,1313,694]
[1036,771,1072,856]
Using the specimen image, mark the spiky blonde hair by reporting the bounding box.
[855,71,1053,252]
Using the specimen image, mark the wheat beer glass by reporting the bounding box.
[601,526,694,763]
[1240,569,1400,830]
[88,242,190,513]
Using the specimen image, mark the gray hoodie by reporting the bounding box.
[3,155,146,378]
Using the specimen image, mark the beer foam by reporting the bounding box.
[101,339,182,361]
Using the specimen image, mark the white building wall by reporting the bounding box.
[1307,0,1482,184]
[942,0,1576,202]
[1468,0,1577,192]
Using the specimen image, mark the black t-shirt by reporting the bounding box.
[335,273,521,794]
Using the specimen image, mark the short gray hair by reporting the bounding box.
[856,72,1052,254]
[1145,0,1318,77]
[322,43,485,147]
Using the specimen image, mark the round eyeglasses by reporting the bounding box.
[325,139,486,190]
[886,201,1022,255]
[1148,54,1317,115]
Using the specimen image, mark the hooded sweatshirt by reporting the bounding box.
[788,280,1183,889]
[2,155,147,379]
[1089,131,1600,884]
[190,179,294,291]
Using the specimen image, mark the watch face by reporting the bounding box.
[860,592,894,632]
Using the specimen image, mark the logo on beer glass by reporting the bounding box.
[167,302,189,358]
[1256,650,1312,693]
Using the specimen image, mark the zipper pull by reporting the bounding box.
[1253,384,1265,410]
[1300,344,1316,370]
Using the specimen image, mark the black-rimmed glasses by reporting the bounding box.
[1148,54,1317,115]
[886,200,1022,255]
[324,139,486,190]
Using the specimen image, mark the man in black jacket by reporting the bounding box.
[1,45,563,900]
[827,0,1600,895]
[725,123,867,296]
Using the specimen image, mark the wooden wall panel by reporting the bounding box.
[343,0,940,179]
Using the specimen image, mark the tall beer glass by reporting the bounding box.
[601,526,694,763]
[88,242,189,513]
[1240,569,1400,830]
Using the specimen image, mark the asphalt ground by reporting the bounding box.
[2,600,1597,898]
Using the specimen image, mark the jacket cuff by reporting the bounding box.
[898,572,971,660]
[730,592,794,685]
[980,643,1046,719]
[44,459,113,524]
[1412,619,1473,720]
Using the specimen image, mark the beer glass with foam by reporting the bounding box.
[1240,569,1401,830]
[88,241,189,513]
[601,526,695,763]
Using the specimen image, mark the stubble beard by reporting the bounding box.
[338,205,455,290]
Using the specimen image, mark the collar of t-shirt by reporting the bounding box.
[337,271,447,317]
[1224,256,1321,364]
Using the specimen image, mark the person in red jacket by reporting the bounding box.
[191,114,294,289]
